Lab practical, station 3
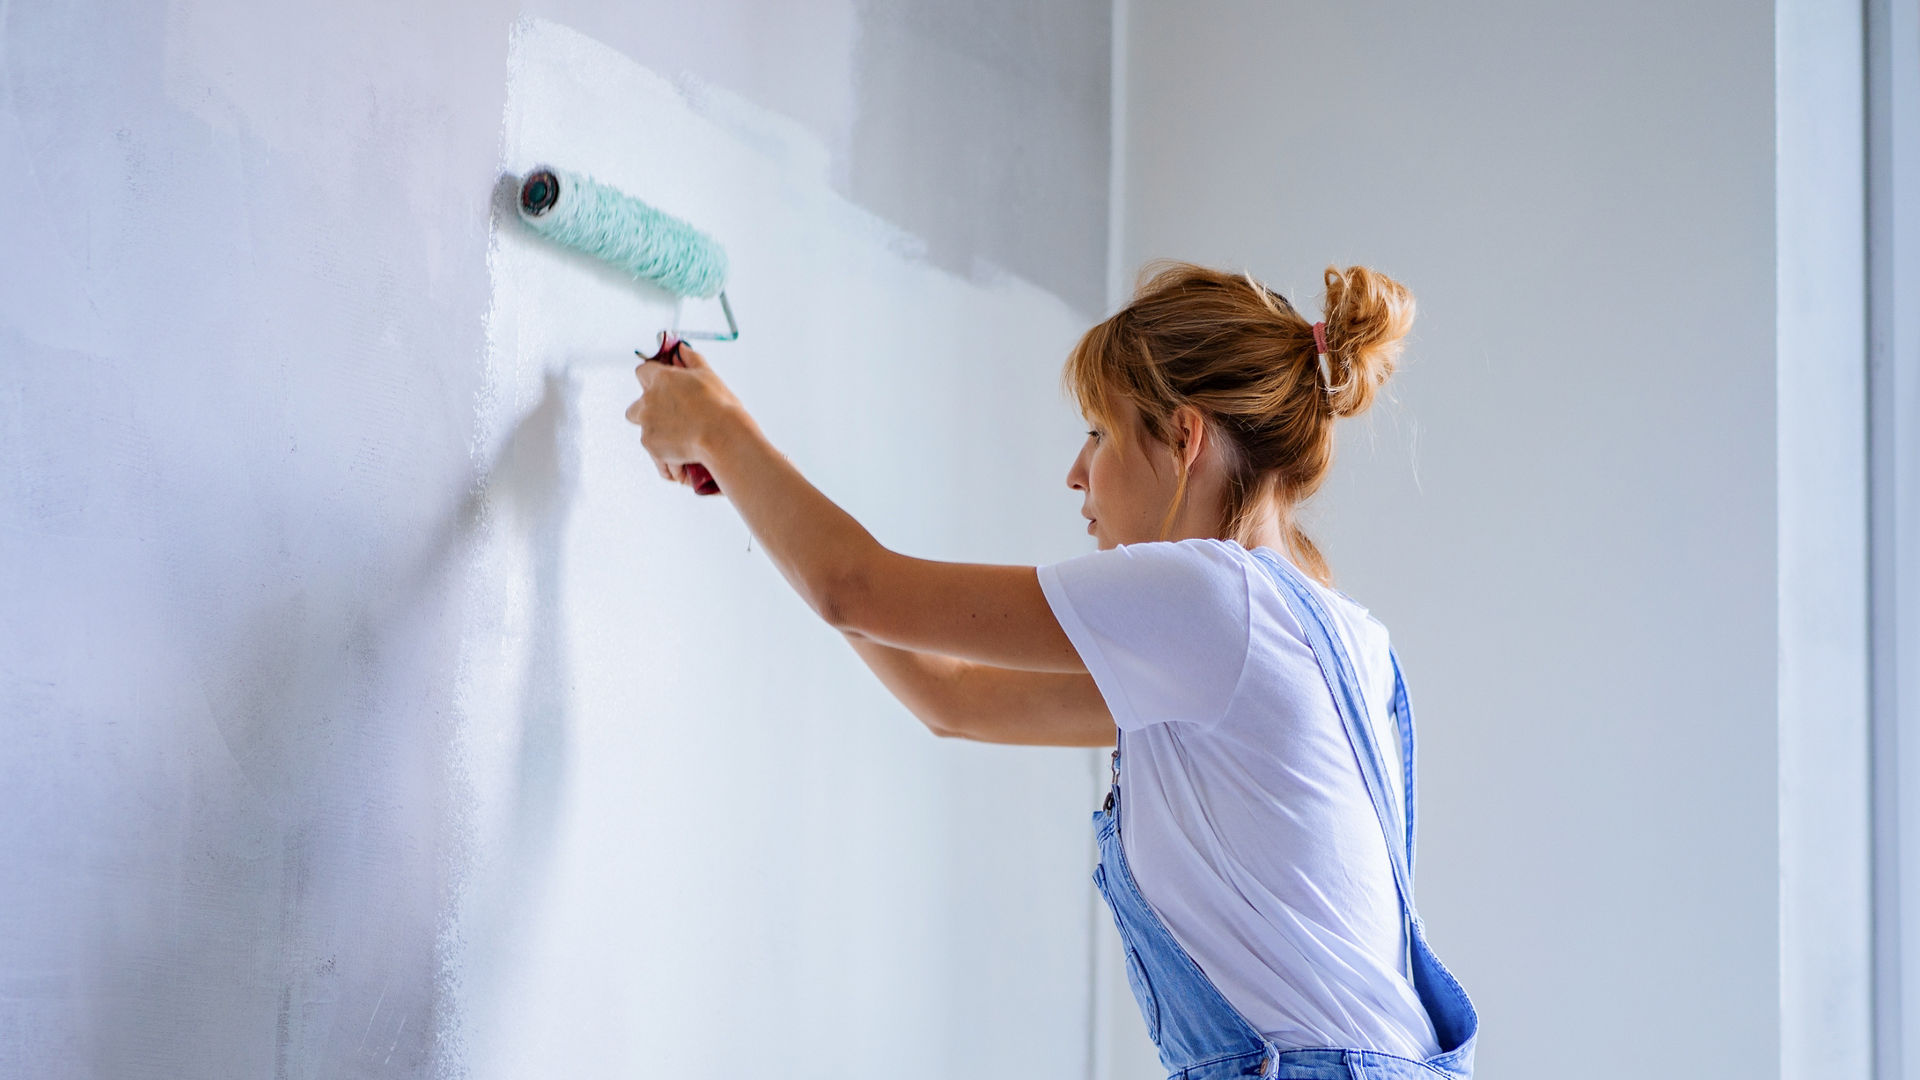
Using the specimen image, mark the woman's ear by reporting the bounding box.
[1173,405,1208,470]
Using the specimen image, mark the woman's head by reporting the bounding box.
[1061,261,1414,586]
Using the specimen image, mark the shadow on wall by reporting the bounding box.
[479,366,579,918]
[441,184,589,903]
[418,365,591,1071]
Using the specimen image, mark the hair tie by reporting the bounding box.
[1311,321,1331,386]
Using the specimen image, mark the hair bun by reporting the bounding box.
[1320,265,1415,417]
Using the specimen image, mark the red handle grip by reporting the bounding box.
[651,338,721,496]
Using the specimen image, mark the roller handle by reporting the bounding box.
[647,337,721,497]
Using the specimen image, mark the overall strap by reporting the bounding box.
[1251,548,1419,909]
[1390,649,1417,888]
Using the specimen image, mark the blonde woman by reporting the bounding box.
[627,262,1479,1079]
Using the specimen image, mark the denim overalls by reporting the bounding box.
[1091,547,1479,1079]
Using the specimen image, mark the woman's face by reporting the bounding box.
[1065,396,1189,551]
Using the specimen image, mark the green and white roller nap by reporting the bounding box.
[517,164,736,495]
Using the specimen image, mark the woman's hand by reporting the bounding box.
[622,337,883,626]
[626,334,746,485]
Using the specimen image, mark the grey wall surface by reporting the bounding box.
[1111,2,1863,1077]
[0,2,1110,1077]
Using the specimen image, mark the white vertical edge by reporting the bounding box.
[1869,0,1920,1077]
[1777,0,1872,1076]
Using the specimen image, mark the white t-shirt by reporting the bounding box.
[1036,537,1441,1059]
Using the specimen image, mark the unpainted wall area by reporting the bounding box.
[0,2,1110,1078]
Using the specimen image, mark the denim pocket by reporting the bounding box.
[1121,942,1162,1043]
[1094,864,1164,1045]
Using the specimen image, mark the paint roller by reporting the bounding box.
[516,165,737,496]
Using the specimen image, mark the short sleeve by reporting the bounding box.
[1035,538,1252,731]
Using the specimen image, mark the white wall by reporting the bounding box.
[1112,2,1867,1078]
[0,3,1114,1077]
[1871,2,1920,1077]
[1777,0,1871,1075]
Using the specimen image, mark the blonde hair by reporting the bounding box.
[1060,260,1414,587]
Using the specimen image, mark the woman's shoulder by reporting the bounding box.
[1122,536,1247,562]
[1078,539,1392,643]
[1082,537,1254,587]
[1235,543,1394,644]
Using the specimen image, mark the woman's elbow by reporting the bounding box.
[922,714,971,740]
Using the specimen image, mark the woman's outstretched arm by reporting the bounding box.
[629,344,1087,675]
[840,632,1115,747]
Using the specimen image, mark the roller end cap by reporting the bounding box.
[519,169,560,216]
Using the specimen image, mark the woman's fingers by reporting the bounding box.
[650,453,685,484]
[627,334,711,488]
[626,395,683,484]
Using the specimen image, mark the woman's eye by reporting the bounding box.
[1086,430,1101,440]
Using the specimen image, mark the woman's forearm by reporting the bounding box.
[696,407,884,622]
[686,404,965,738]
[841,631,969,737]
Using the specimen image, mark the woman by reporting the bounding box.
[626,262,1478,1079]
